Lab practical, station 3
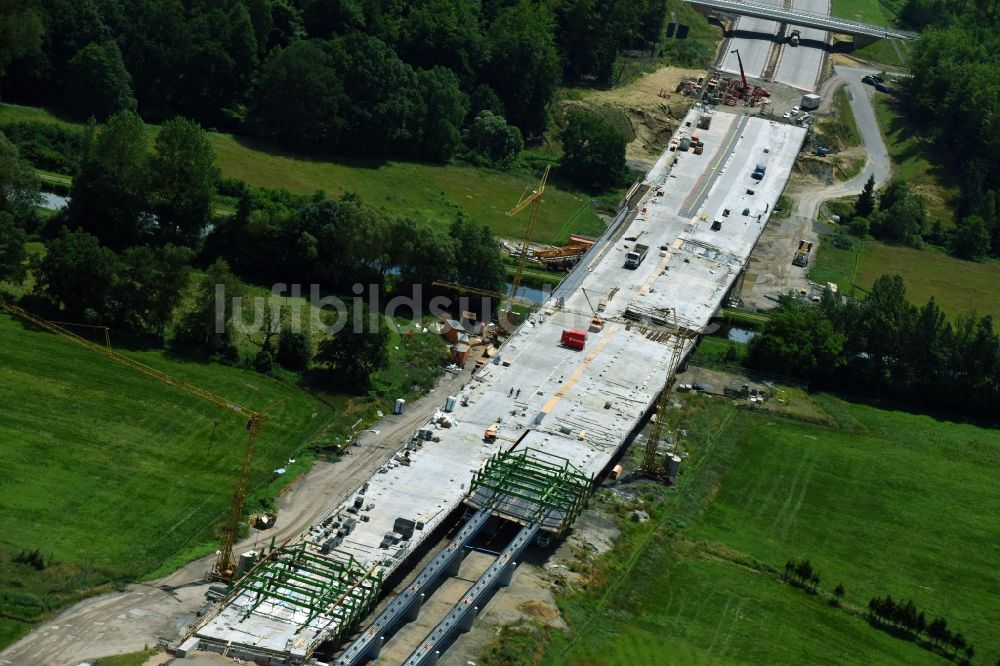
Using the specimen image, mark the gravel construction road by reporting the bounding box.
[0,364,475,666]
[741,63,893,308]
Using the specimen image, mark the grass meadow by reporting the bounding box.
[809,235,1000,320]
[497,393,1000,665]
[872,95,957,224]
[0,102,609,246]
[831,0,896,26]
[0,313,338,646]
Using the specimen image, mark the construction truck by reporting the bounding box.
[788,30,801,46]
[792,240,813,267]
[624,243,649,269]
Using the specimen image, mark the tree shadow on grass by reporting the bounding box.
[880,97,955,186]
[228,133,392,171]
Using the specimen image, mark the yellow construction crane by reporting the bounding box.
[506,165,550,299]
[637,310,699,480]
[0,298,278,580]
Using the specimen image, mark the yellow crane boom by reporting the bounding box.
[506,165,550,299]
[0,298,272,579]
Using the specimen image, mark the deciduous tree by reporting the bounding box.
[560,109,627,191]
[249,39,345,149]
[32,228,119,321]
[63,41,136,120]
[150,117,218,247]
[0,130,41,220]
[0,213,27,283]
[413,66,468,162]
[113,244,193,336]
[67,111,150,251]
[483,1,559,137]
[315,305,389,390]
[171,258,241,361]
[951,214,990,260]
[462,111,523,167]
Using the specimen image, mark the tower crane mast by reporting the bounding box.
[506,165,551,299]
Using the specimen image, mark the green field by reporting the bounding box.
[855,38,909,68]
[829,0,908,67]
[508,393,1000,665]
[831,0,896,27]
[0,103,608,245]
[810,235,1000,319]
[0,313,341,647]
[872,95,956,223]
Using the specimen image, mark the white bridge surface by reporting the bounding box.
[192,108,807,661]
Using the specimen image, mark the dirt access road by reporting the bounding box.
[0,365,475,666]
[741,63,894,309]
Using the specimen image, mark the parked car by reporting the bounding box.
[792,105,800,113]
[862,75,876,86]
[875,82,889,93]
[871,75,885,83]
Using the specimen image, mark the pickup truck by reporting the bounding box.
[624,243,649,269]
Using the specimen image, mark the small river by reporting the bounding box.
[40,192,70,210]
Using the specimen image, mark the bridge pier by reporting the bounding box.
[363,636,384,661]
[459,606,479,633]
[404,593,425,622]
[499,562,516,588]
[852,33,881,50]
[446,550,465,576]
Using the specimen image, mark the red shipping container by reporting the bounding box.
[561,329,587,350]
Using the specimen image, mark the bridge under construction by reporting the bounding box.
[182,106,807,664]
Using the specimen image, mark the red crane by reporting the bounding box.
[730,48,749,94]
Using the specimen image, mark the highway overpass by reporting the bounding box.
[685,0,917,46]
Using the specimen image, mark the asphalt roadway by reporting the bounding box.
[721,0,829,92]
[774,0,830,90]
[718,0,781,79]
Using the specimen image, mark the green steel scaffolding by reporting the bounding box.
[234,543,382,642]
[467,447,594,533]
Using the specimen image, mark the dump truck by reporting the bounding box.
[624,243,649,269]
[560,329,587,350]
[792,240,813,267]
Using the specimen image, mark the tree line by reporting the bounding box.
[0,112,508,390]
[897,3,1000,260]
[783,559,821,593]
[868,595,976,663]
[839,174,992,262]
[746,276,1000,422]
[0,0,666,163]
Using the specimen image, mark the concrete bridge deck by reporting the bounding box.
[189,108,807,663]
